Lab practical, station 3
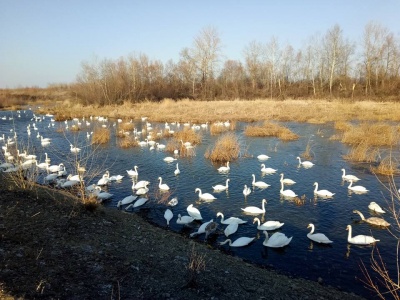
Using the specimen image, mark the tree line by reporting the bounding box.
[71,22,400,105]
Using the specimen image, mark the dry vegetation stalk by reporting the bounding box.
[370,155,399,176]
[92,127,111,144]
[343,142,379,162]
[118,136,138,148]
[245,121,298,141]
[205,132,240,162]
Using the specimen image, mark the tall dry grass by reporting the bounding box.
[205,132,240,162]
[245,121,298,141]
[92,128,111,144]
[343,142,380,162]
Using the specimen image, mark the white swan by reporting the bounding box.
[368,202,385,214]
[307,224,333,244]
[156,143,166,149]
[47,163,64,173]
[313,182,335,198]
[97,172,110,186]
[243,184,251,197]
[164,209,173,226]
[109,174,124,181]
[253,217,284,231]
[158,177,170,191]
[176,214,194,225]
[262,231,292,248]
[168,197,178,206]
[353,210,390,227]
[212,179,230,191]
[280,181,297,198]
[187,204,203,220]
[163,156,176,162]
[297,156,314,167]
[224,223,239,237]
[70,144,81,153]
[190,219,214,237]
[117,195,137,208]
[132,197,148,208]
[257,154,270,161]
[260,164,277,174]
[346,225,380,245]
[348,180,368,193]
[135,187,149,195]
[280,173,296,185]
[174,163,180,175]
[133,180,149,190]
[251,174,270,188]
[127,165,139,176]
[216,212,247,225]
[241,199,267,215]
[217,161,230,173]
[35,160,49,170]
[220,237,255,247]
[195,188,216,201]
[341,168,360,182]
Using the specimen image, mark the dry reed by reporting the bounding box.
[92,128,111,144]
[118,137,138,148]
[119,122,135,131]
[245,121,298,141]
[205,132,240,162]
[343,142,379,162]
[370,156,399,176]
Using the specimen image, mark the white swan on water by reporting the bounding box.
[368,202,385,214]
[217,161,230,173]
[212,179,230,191]
[174,163,180,175]
[176,214,194,225]
[224,223,239,237]
[195,188,216,201]
[353,210,390,227]
[158,177,170,191]
[280,173,296,185]
[253,217,284,231]
[280,181,297,198]
[313,182,335,198]
[164,209,173,226]
[263,231,292,248]
[346,225,380,245]
[243,185,251,197]
[251,174,270,188]
[241,199,267,215]
[296,156,314,168]
[187,204,203,220]
[127,165,139,176]
[117,195,137,208]
[260,164,277,174]
[341,168,360,182]
[307,223,333,244]
[257,154,270,161]
[219,237,255,247]
[348,180,368,193]
[216,212,247,224]
[190,219,214,237]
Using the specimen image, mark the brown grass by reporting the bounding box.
[205,132,240,162]
[70,124,80,132]
[343,142,379,162]
[119,122,135,131]
[245,121,298,141]
[92,127,111,144]
[174,128,202,145]
[370,156,399,176]
[118,136,138,148]
[301,138,314,160]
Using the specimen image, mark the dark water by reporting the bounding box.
[1,108,398,298]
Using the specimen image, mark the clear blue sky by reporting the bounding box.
[1,0,399,88]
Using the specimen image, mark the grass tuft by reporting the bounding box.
[205,132,240,162]
[245,121,298,141]
[92,127,111,144]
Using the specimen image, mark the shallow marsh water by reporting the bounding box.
[0,108,398,298]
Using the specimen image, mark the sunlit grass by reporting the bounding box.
[205,132,240,162]
[92,127,110,144]
[244,121,298,141]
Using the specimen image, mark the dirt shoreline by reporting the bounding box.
[0,178,367,300]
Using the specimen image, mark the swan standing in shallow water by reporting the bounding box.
[296,156,314,168]
[251,174,270,188]
[212,179,230,191]
[307,224,333,244]
[216,212,247,224]
[368,202,385,214]
[263,231,292,248]
[253,217,284,231]
[217,161,230,173]
[241,199,267,215]
[195,188,216,201]
[158,177,170,191]
[348,180,368,193]
[353,210,390,227]
[280,181,297,198]
[243,185,251,197]
[219,237,255,247]
[341,168,360,182]
[187,204,203,220]
[346,225,380,245]
[260,164,277,174]
[164,209,173,226]
[280,173,296,185]
[313,182,335,198]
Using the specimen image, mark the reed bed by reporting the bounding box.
[119,122,135,131]
[245,121,298,141]
[174,128,202,145]
[204,132,240,162]
[91,127,111,144]
[118,136,138,148]
[209,121,236,135]
[343,142,379,162]
[41,99,400,124]
[370,156,399,176]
